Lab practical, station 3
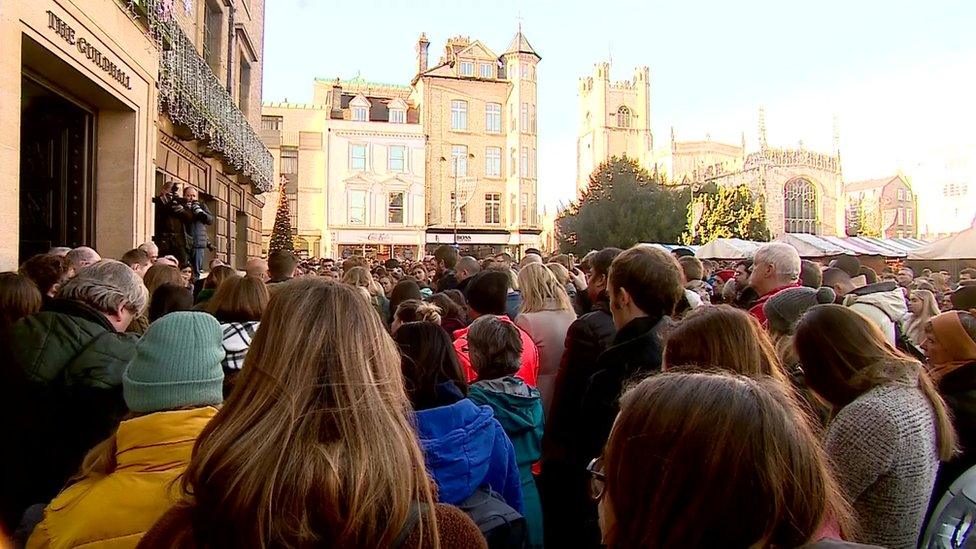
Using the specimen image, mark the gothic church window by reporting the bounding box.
[784,178,819,234]
[617,106,631,128]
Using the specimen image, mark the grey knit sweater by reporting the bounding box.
[826,381,940,549]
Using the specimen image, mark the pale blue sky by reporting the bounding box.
[263,0,976,213]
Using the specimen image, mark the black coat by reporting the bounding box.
[578,315,668,462]
[932,361,976,502]
[538,299,617,549]
[434,270,459,293]
[544,299,616,463]
[182,200,214,249]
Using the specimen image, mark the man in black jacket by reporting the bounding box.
[540,247,621,548]
[546,245,681,548]
[181,186,214,281]
[152,180,189,268]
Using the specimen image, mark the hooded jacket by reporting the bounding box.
[453,317,540,387]
[468,377,544,548]
[414,383,523,512]
[843,281,907,346]
[27,407,218,549]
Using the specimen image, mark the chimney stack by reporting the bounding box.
[417,33,430,75]
[331,78,342,119]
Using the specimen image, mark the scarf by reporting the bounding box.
[928,311,976,383]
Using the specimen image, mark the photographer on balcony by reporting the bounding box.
[152,181,189,269]
[181,186,214,282]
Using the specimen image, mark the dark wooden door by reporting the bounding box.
[19,76,94,262]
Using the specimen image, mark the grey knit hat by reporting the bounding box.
[764,286,836,334]
[123,311,225,413]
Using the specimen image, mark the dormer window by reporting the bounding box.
[388,98,408,124]
[459,61,474,77]
[350,95,371,122]
[479,63,494,78]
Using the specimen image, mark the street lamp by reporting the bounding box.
[440,152,475,248]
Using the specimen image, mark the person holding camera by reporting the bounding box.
[181,186,214,281]
[152,181,189,269]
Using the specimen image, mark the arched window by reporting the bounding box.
[617,106,631,128]
[783,178,819,234]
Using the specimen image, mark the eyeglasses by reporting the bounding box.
[586,457,606,501]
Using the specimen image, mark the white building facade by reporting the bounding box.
[261,78,426,260]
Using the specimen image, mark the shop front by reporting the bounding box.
[0,0,159,268]
[425,230,512,259]
[334,229,424,261]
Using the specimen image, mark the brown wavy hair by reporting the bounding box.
[794,303,957,460]
[172,278,438,547]
[663,305,787,382]
[206,275,268,323]
[602,371,854,547]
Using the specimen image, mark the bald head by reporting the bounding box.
[457,256,482,281]
[822,267,857,297]
[66,246,101,274]
[246,258,270,282]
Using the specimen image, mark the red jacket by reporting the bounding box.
[749,282,801,327]
[453,316,540,386]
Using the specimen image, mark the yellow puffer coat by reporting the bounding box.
[27,407,218,549]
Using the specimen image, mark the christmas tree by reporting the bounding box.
[269,179,294,253]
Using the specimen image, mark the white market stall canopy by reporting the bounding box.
[694,234,930,260]
[776,233,929,259]
[640,243,698,254]
[908,227,976,260]
[695,238,763,260]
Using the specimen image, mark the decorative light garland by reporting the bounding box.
[138,0,273,193]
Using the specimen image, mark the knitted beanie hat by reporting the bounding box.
[123,311,225,413]
[764,286,836,335]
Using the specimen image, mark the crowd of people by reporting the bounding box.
[2,239,976,548]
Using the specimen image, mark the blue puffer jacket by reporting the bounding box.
[415,383,523,512]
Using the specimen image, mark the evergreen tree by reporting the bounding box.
[683,184,770,245]
[269,181,294,253]
[557,156,690,254]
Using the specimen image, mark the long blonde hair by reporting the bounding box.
[518,263,574,314]
[175,279,438,547]
[343,266,385,297]
[910,289,940,321]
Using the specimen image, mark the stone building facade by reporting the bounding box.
[576,61,653,195]
[261,77,426,260]
[669,111,845,237]
[0,0,271,270]
[412,32,542,257]
[844,175,918,238]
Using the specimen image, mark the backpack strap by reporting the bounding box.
[391,502,427,548]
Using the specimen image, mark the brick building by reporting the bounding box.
[412,32,542,257]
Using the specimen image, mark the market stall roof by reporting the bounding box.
[775,233,929,258]
[695,238,762,260]
[640,243,698,254]
[908,227,976,260]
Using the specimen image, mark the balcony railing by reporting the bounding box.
[129,0,273,193]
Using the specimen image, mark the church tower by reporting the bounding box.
[576,62,654,195]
